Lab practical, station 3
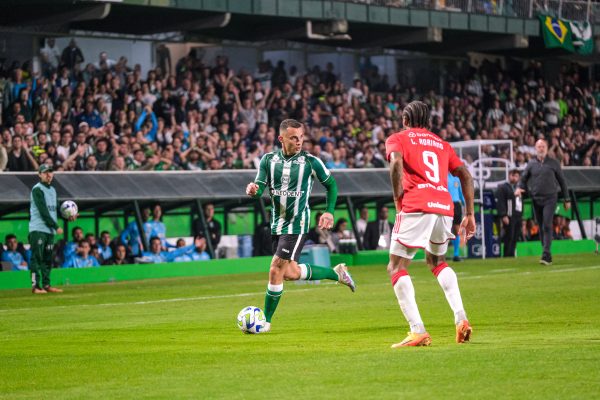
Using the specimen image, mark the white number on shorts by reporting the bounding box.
[422,151,440,183]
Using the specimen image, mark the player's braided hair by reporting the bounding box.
[402,101,430,129]
[280,119,304,133]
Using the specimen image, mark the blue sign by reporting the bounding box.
[468,213,500,258]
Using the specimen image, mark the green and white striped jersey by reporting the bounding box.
[254,150,332,235]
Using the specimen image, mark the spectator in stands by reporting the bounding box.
[355,207,369,248]
[141,236,202,263]
[524,218,540,241]
[0,134,8,171]
[62,239,100,268]
[40,38,61,70]
[253,216,273,256]
[187,235,211,261]
[61,226,84,264]
[303,211,334,251]
[104,244,132,266]
[191,203,221,250]
[172,238,192,262]
[97,231,113,263]
[146,204,170,250]
[1,234,28,271]
[120,207,152,256]
[363,206,392,250]
[61,39,84,69]
[562,218,573,239]
[6,135,38,171]
[331,218,349,253]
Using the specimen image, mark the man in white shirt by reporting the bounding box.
[40,38,61,68]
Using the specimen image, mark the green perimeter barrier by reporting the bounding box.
[0,240,595,290]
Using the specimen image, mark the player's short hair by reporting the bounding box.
[5,234,16,242]
[402,101,430,129]
[279,119,304,134]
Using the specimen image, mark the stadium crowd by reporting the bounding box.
[0,39,599,174]
[0,40,594,269]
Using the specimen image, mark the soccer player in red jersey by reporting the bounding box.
[385,101,476,347]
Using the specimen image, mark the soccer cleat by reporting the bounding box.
[44,286,63,293]
[391,332,432,348]
[333,263,355,292]
[32,288,47,294]
[539,256,552,266]
[261,322,271,333]
[456,320,472,343]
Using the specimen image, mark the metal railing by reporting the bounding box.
[344,0,600,21]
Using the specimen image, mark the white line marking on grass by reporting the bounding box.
[0,285,336,314]
[489,269,517,273]
[1,266,598,314]
[547,265,600,273]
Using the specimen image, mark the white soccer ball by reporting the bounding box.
[237,306,267,334]
[60,200,78,219]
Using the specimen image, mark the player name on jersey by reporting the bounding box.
[385,127,463,217]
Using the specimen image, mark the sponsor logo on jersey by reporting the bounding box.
[282,248,290,253]
[294,156,306,165]
[427,201,451,211]
[417,183,449,192]
[272,189,304,197]
[281,175,290,184]
[272,155,280,163]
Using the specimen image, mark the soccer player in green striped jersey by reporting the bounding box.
[246,119,356,332]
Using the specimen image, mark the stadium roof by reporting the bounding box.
[3,0,599,58]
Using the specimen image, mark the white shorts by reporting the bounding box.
[389,212,455,259]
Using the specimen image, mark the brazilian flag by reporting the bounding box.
[539,15,575,52]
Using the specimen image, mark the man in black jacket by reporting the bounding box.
[515,140,570,265]
[191,203,221,251]
[496,169,523,257]
[363,206,393,250]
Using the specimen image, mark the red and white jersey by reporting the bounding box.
[385,127,463,217]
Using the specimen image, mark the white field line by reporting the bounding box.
[1,265,599,314]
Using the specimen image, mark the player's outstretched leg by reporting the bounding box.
[298,263,355,292]
[388,255,430,348]
[430,258,471,343]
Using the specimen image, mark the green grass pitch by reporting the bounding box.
[1,254,599,399]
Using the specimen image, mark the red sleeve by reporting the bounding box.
[447,145,463,172]
[385,134,403,162]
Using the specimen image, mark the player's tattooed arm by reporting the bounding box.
[389,151,404,212]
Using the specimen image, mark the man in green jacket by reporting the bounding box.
[29,164,75,294]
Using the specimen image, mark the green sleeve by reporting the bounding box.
[308,155,337,215]
[253,154,269,197]
[32,187,59,230]
[321,176,338,215]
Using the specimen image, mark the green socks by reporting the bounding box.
[264,283,283,323]
[299,263,338,281]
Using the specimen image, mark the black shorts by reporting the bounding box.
[271,234,306,262]
[453,202,463,226]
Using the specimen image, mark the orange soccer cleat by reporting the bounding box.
[391,332,432,348]
[456,320,472,343]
